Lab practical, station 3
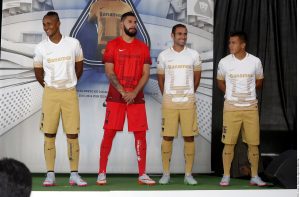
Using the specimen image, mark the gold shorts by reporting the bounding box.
[222,110,260,145]
[161,107,199,137]
[40,86,80,134]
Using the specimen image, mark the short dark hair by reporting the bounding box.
[229,31,247,43]
[43,11,60,21]
[121,11,136,21]
[0,158,32,197]
[171,24,187,34]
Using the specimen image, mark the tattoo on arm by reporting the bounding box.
[108,73,124,95]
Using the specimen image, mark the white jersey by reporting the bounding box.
[157,47,202,109]
[33,36,83,89]
[217,53,264,110]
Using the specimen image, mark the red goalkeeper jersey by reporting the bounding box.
[103,36,152,103]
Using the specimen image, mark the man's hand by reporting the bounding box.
[123,90,138,104]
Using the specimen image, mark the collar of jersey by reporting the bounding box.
[47,35,64,45]
[170,46,187,53]
[231,52,249,61]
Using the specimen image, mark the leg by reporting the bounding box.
[97,129,117,185]
[161,136,174,175]
[222,144,235,176]
[133,131,156,185]
[183,136,197,185]
[160,108,179,175]
[66,134,80,172]
[43,133,57,186]
[179,107,198,185]
[183,136,195,176]
[219,111,242,186]
[99,129,117,174]
[248,144,259,177]
[242,111,266,186]
[133,131,147,176]
[61,89,86,186]
[44,133,56,172]
[66,134,87,186]
[41,87,60,187]
[248,144,266,186]
[159,136,173,185]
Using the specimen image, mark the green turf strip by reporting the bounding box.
[32,174,281,191]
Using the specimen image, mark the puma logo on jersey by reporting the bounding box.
[119,49,125,52]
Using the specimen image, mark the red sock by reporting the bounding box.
[134,131,147,176]
[99,129,117,174]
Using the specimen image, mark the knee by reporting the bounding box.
[66,134,78,139]
[183,136,194,142]
[45,133,56,138]
[163,136,174,141]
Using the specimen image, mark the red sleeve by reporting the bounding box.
[143,44,152,65]
[103,41,115,63]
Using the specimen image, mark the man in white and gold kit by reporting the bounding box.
[217,31,267,187]
[34,11,87,187]
[157,24,201,185]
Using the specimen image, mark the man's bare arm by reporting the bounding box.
[217,79,226,93]
[157,74,165,95]
[256,79,263,90]
[75,60,83,80]
[34,67,45,87]
[105,62,125,96]
[194,71,201,92]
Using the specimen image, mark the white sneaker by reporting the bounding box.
[159,173,170,185]
[219,175,230,186]
[250,176,267,186]
[184,174,197,185]
[96,173,107,185]
[69,172,87,186]
[43,172,55,187]
[138,174,156,185]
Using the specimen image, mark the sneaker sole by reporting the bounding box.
[249,183,268,187]
[96,181,107,186]
[219,183,230,186]
[43,183,56,187]
[69,182,87,187]
[184,181,197,186]
[138,180,156,185]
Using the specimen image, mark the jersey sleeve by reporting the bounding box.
[103,41,114,63]
[156,52,165,75]
[75,40,84,62]
[193,52,202,71]
[33,45,43,68]
[255,59,264,79]
[217,60,225,80]
[143,44,152,65]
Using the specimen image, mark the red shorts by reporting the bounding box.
[103,102,148,132]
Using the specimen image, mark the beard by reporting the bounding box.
[124,26,137,37]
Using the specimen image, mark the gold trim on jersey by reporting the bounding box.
[75,55,84,62]
[157,68,165,74]
[194,64,202,71]
[33,62,43,68]
[256,74,264,79]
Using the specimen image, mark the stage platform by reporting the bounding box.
[32,173,282,191]
[30,174,297,197]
